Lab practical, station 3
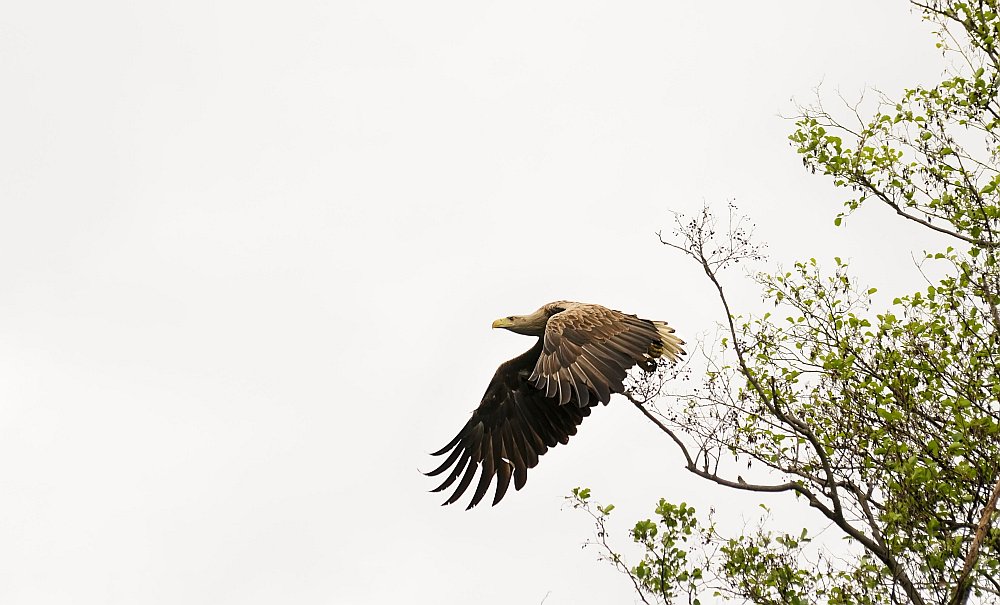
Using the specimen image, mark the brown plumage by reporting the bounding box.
[426,301,684,509]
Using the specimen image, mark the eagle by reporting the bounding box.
[427,301,684,509]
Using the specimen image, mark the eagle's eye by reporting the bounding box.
[507,316,514,320]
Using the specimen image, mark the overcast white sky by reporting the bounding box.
[1,2,948,604]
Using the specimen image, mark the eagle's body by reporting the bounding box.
[427,301,684,509]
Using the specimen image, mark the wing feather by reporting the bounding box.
[468,468,493,509]
[426,441,465,477]
[575,355,612,402]
[446,457,480,505]
[433,451,471,493]
[492,461,512,505]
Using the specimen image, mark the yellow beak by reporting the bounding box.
[492,318,511,329]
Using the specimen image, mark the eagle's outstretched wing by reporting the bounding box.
[426,340,593,509]
[530,303,684,407]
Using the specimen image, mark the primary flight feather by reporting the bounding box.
[426,301,684,509]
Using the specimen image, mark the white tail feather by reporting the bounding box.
[653,321,686,362]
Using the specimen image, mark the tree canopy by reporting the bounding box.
[571,2,1000,604]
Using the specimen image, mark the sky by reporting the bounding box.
[0,2,949,604]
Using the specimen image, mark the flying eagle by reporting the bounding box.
[427,301,684,509]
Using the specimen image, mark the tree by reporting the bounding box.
[570,2,1000,603]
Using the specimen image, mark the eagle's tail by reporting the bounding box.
[649,321,685,363]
